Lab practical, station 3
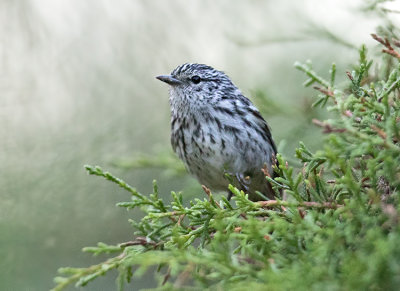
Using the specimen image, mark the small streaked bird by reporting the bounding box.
[156,63,278,201]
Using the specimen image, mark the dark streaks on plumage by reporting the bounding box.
[243,118,252,128]
[209,133,216,144]
[202,111,213,123]
[215,106,234,116]
[224,125,240,135]
[171,117,178,128]
[180,132,187,159]
[191,136,204,155]
[214,117,222,131]
[238,95,251,106]
[163,63,279,201]
[248,108,264,121]
[248,108,277,153]
[193,123,201,137]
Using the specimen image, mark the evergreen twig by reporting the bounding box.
[53,34,400,291]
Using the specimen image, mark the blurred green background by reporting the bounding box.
[1,1,398,290]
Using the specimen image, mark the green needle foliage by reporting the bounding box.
[53,37,400,290]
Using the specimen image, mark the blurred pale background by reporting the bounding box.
[1,1,398,290]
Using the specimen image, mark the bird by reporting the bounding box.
[156,63,278,201]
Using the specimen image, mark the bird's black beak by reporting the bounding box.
[156,75,183,86]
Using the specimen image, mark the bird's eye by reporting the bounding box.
[191,75,201,84]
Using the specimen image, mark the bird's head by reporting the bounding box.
[156,63,238,104]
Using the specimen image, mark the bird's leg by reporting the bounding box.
[235,173,250,191]
[226,173,251,201]
[227,190,233,201]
